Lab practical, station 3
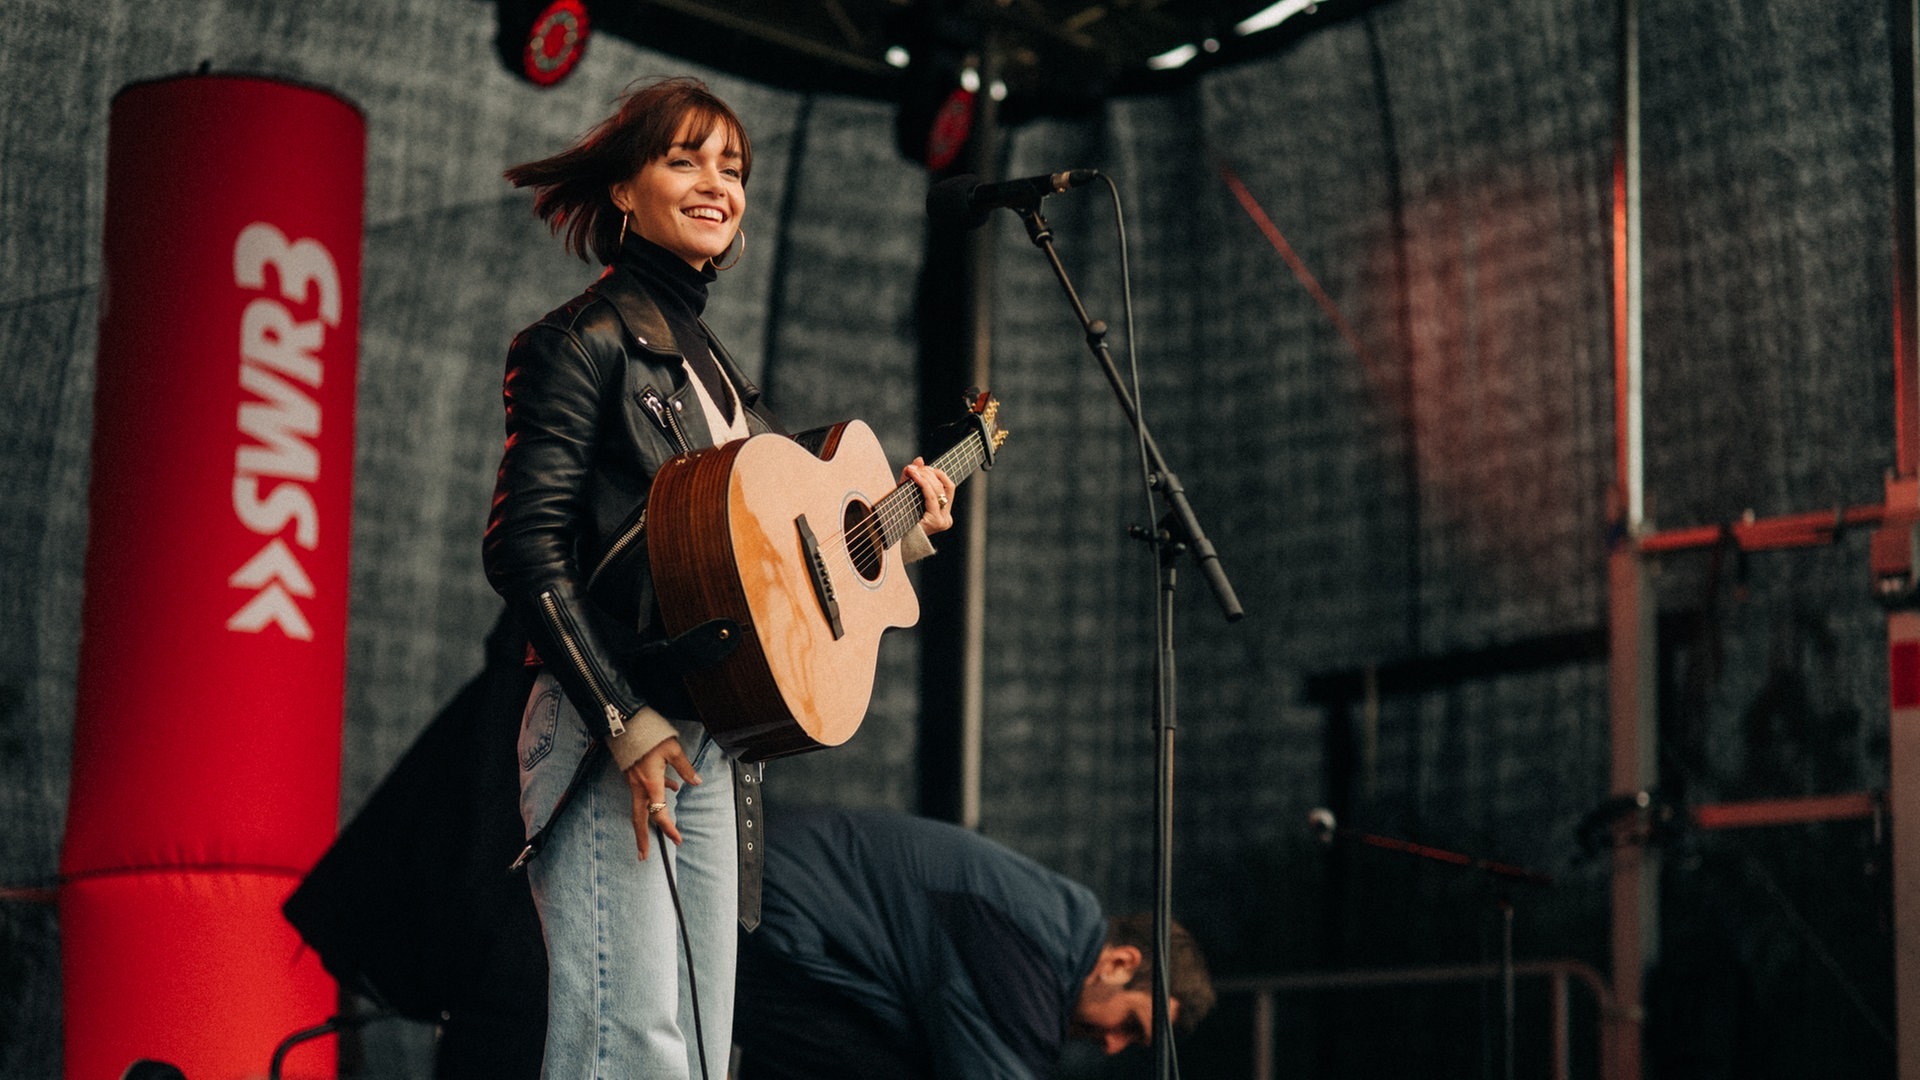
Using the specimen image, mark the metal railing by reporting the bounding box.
[1214,959,1616,1080]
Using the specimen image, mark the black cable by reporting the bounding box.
[1092,174,1156,562]
[1095,170,1185,1080]
[656,820,713,1080]
[268,1009,401,1079]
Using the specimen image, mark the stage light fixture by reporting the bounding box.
[923,85,977,172]
[1147,43,1200,70]
[1235,0,1319,36]
[497,0,591,87]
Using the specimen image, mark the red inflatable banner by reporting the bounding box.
[62,73,364,1080]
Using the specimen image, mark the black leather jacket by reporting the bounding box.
[483,264,782,741]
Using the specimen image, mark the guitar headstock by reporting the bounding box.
[966,388,1011,456]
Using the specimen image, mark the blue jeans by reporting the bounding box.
[518,671,739,1079]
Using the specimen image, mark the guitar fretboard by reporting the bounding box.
[873,428,991,549]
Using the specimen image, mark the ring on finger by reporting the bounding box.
[936,492,949,509]
[647,802,668,814]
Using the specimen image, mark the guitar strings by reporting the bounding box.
[817,440,987,580]
[828,446,975,579]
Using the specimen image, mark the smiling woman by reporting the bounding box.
[484,77,957,1080]
[610,125,744,269]
[489,77,773,1080]
[502,76,754,265]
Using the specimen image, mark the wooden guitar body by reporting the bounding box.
[646,420,919,760]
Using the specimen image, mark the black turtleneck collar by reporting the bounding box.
[616,232,715,322]
[611,231,736,415]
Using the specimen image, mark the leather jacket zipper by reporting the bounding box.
[539,589,628,738]
[639,385,696,455]
[550,384,688,741]
[585,506,646,594]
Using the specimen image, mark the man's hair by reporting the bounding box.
[503,76,752,265]
[1107,914,1215,1034]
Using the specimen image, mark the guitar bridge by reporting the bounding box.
[795,514,845,640]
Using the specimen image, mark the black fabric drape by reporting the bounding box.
[282,612,546,1077]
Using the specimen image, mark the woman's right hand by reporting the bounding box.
[623,735,702,861]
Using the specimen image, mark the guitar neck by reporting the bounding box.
[874,429,991,549]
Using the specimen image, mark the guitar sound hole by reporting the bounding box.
[843,502,884,583]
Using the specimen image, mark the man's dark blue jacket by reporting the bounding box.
[739,806,1107,1079]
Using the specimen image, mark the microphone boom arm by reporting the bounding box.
[1013,203,1243,621]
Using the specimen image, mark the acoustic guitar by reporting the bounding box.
[646,392,1008,760]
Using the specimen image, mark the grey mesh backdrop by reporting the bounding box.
[0,0,1900,1077]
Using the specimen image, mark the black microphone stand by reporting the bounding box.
[1008,196,1243,1080]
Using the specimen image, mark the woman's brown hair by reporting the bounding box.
[504,76,752,265]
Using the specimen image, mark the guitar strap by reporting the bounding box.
[734,759,763,932]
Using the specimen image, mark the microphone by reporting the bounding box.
[926,169,1100,226]
[1307,807,1337,844]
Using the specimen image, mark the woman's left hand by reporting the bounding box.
[905,457,957,536]
[624,735,701,862]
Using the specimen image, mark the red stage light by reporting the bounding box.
[924,85,976,172]
[519,0,589,87]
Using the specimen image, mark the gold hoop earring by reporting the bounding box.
[713,227,745,272]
